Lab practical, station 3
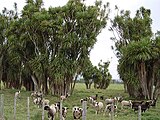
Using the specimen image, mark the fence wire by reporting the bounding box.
[0,94,143,120]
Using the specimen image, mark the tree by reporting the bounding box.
[0,12,8,90]
[3,0,110,95]
[48,0,110,95]
[0,3,20,89]
[110,6,160,99]
[95,60,112,89]
[82,58,96,89]
[82,59,112,90]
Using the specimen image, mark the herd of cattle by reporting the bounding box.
[18,91,158,120]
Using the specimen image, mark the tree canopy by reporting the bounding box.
[0,0,111,95]
[110,6,160,99]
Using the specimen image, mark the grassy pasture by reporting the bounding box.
[0,83,160,120]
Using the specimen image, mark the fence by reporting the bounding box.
[0,94,4,120]
[0,94,142,120]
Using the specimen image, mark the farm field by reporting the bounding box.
[0,83,160,120]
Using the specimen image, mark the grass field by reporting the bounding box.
[0,83,160,120]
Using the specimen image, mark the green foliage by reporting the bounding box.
[96,60,112,89]
[110,6,160,98]
[0,0,110,93]
[121,38,157,63]
[82,59,112,89]
[110,7,152,56]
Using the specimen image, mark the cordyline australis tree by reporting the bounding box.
[0,3,22,90]
[96,60,112,89]
[110,6,160,99]
[0,10,8,90]
[2,0,110,95]
[82,59,112,89]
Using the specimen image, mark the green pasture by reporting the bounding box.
[0,83,160,120]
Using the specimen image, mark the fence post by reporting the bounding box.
[60,100,63,120]
[0,94,1,119]
[14,94,17,120]
[0,94,4,120]
[42,102,44,120]
[27,97,30,120]
[82,101,87,120]
[110,103,114,120]
[138,105,141,120]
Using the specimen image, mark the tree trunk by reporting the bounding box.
[70,74,78,95]
[89,82,92,89]
[31,74,39,91]
[0,55,3,90]
[85,82,89,89]
[153,59,160,99]
[2,68,7,88]
[43,70,48,94]
[124,82,128,93]
[139,62,149,99]
[127,83,139,98]
[153,75,160,99]
[149,69,155,100]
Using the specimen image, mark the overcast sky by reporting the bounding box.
[0,0,160,79]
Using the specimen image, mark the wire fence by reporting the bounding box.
[0,94,142,120]
[0,94,4,120]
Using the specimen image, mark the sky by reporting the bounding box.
[0,0,160,79]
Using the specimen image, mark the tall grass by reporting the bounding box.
[0,83,160,120]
